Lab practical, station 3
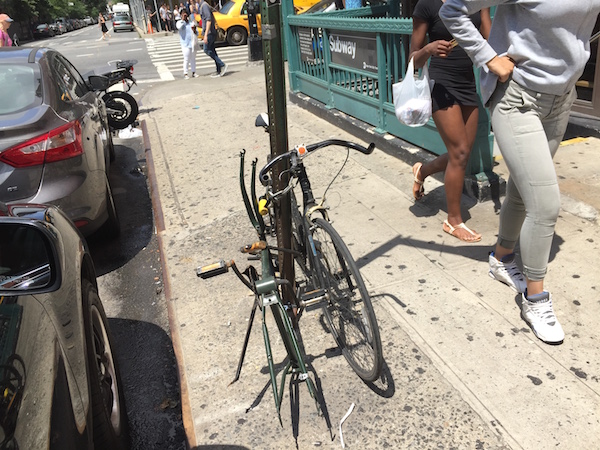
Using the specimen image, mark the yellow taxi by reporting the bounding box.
[205,0,320,46]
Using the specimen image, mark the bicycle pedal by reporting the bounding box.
[197,260,229,279]
[299,289,328,310]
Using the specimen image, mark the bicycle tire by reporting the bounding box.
[311,218,383,382]
[290,192,310,281]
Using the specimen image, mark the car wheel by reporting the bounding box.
[227,26,248,46]
[83,280,129,450]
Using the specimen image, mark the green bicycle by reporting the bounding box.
[198,132,383,422]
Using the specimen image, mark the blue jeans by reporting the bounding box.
[203,33,224,72]
[489,79,575,281]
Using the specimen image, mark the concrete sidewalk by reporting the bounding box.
[140,62,600,449]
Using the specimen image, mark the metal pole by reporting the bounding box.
[260,0,294,307]
[153,0,163,32]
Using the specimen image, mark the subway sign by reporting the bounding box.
[329,32,378,74]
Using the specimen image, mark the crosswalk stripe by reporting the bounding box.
[146,35,250,79]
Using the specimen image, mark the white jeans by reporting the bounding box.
[182,46,196,75]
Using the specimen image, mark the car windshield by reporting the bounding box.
[219,1,236,14]
[37,25,48,29]
[0,65,42,115]
[115,14,130,20]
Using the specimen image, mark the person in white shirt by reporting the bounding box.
[176,10,198,79]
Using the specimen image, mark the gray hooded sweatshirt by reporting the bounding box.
[439,0,600,104]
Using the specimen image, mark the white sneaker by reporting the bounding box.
[192,73,199,78]
[184,74,189,80]
[210,72,220,78]
[520,291,564,344]
[488,252,527,293]
[219,63,228,76]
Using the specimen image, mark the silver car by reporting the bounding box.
[112,13,135,32]
[0,202,129,449]
[0,47,119,238]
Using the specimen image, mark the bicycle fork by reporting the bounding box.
[229,251,320,423]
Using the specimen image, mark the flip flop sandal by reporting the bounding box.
[412,162,424,200]
[443,219,482,243]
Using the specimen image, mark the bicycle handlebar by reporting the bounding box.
[259,140,375,186]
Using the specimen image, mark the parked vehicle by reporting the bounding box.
[0,48,120,238]
[33,24,55,39]
[84,16,94,25]
[55,17,73,31]
[112,13,135,32]
[92,59,139,130]
[0,202,130,449]
[54,21,68,34]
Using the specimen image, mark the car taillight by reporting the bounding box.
[0,121,83,168]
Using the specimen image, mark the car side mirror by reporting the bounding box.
[0,221,60,294]
[88,75,109,91]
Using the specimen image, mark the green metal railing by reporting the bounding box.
[282,2,495,180]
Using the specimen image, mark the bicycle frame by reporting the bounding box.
[197,139,377,420]
[231,150,319,423]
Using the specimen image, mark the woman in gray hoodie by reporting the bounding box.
[440,0,600,344]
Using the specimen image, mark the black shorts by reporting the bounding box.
[429,66,480,113]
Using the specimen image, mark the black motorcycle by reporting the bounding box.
[99,60,140,130]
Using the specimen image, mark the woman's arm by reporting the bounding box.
[409,17,453,69]
[479,7,491,40]
[440,1,513,81]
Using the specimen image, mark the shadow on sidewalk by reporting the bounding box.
[110,318,187,450]
[355,231,565,266]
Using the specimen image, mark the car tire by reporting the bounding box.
[227,26,248,46]
[82,280,129,450]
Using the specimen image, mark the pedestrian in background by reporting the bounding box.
[409,0,491,243]
[199,0,227,77]
[99,13,110,40]
[177,9,199,79]
[145,6,158,32]
[159,3,171,32]
[343,0,362,8]
[440,0,600,344]
[0,13,13,47]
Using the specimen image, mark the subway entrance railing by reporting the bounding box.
[281,1,498,199]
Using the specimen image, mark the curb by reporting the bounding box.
[141,120,197,449]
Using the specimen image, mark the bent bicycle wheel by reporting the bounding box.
[311,218,383,382]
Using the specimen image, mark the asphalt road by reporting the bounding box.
[24,26,187,449]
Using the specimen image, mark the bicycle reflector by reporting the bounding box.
[296,144,307,157]
[258,197,269,216]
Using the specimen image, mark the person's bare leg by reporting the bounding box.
[434,105,480,241]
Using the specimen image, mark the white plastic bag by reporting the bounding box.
[392,58,433,127]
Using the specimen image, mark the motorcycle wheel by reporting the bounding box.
[103,91,139,130]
